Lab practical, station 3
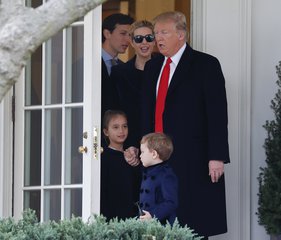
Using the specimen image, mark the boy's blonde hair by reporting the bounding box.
[141,133,173,161]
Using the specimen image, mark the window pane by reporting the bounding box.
[65,107,83,184]
[66,26,84,103]
[44,189,61,221]
[44,109,62,185]
[45,31,63,104]
[24,190,41,221]
[64,188,82,219]
[25,46,42,106]
[24,110,41,186]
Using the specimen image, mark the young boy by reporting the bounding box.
[139,132,178,224]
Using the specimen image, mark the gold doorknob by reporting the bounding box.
[78,146,88,154]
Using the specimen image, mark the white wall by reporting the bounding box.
[251,1,281,239]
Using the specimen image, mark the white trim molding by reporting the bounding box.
[0,89,13,218]
[190,0,206,51]
[238,0,252,239]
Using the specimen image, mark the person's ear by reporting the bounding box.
[177,30,185,41]
[152,150,158,159]
[103,29,111,40]
[103,128,108,137]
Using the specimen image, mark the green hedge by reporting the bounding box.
[0,209,202,239]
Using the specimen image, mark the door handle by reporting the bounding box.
[78,146,88,154]
[78,132,88,154]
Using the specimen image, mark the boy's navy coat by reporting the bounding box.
[139,162,178,224]
[141,44,230,236]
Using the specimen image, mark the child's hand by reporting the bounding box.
[139,210,152,221]
[124,146,140,166]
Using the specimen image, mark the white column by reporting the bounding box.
[0,90,13,218]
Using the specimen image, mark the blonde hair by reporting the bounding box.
[141,133,173,161]
[129,20,153,39]
[153,11,188,40]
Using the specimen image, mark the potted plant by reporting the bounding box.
[257,61,281,240]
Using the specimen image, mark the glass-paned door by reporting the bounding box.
[14,3,102,222]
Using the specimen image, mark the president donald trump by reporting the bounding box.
[141,11,230,239]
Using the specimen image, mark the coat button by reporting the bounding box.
[151,176,156,180]
[145,189,150,193]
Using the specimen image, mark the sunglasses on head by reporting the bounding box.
[133,34,155,43]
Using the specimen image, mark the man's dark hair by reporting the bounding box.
[102,13,134,43]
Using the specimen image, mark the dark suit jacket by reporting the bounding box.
[111,56,143,148]
[141,44,230,236]
[101,58,120,120]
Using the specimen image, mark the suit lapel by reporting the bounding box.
[102,58,110,78]
[151,55,165,101]
[167,44,194,96]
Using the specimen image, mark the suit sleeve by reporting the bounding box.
[204,57,230,163]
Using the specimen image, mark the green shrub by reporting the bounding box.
[257,61,281,235]
[0,209,202,239]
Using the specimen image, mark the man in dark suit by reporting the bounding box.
[101,13,134,119]
[141,11,230,239]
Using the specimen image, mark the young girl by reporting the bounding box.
[100,110,141,220]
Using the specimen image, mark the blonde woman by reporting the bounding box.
[111,20,156,148]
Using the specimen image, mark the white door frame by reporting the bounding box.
[82,6,102,219]
[13,7,102,221]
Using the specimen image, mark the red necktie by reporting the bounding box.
[155,57,172,132]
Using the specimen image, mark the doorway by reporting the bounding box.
[102,0,191,62]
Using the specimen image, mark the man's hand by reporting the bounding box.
[124,146,140,166]
[209,160,224,183]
